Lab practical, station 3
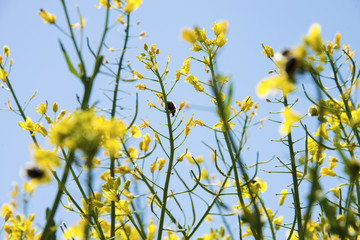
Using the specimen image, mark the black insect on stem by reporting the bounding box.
[167,100,177,117]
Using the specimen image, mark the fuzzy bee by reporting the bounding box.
[26,167,45,179]
[278,49,305,83]
[166,100,177,117]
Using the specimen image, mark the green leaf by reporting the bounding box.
[59,40,80,79]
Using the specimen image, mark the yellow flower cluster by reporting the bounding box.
[1,210,40,240]
[49,110,127,157]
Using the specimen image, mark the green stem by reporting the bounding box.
[59,0,87,81]
[188,166,233,238]
[109,12,131,239]
[111,13,131,117]
[155,68,176,240]
[5,78,39,147]
[283,97,303,239]
[208,51,262,239]
[40,151,74,240]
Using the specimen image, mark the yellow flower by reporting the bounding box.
[19,117,36,132]
[212,21,228,36]
[1,204,13,221]
[330,186,340,199]
[313,123,328,140]
[328,156,338,169]
[147,100,155,108]
[190,43,202,52]
[124,0,142,13]
[180,58,191,74]
[157,158,166,170]
[135,83,146,90]
[178,101,186,110]
[117,199,131,215]
[265,208,274,220]
[115,166,131,174]
[273,216,283,230]
[184,125,190,135]
[164,231,180,240]
[213,119,235,132]
[36,103,47,115]
[200,168,208,179]
[242,227,253,238]
[334,33,341,50]
[262,45,274,58]
[280,107,301,135]
[117,14,125,24]
[236,96,253,112]
[0,69,8,82]
[50,110,126,155]
[181,29,196,44]
[146,218,157,240]
[52,102,58,113]
[139,118,150,129]
[102,176,121,202]
[33,148,60,168]
[38,9,56,24]
[304,23,324,54]
[150,160,157,173]
[185,74,204,92]
[320,167,336,177]
[139,133,151,152]
[239,177,267,199]
[256,75,295,98]
[132,70,143,79]
[127,147,138,159]
[279,189,287,206]
[3,45,10,57]
[193,28,207,43]
[215,32,228,47]
[130,125,141,138]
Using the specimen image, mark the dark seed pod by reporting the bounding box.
[26,167,45,179]
[167,101,177,117]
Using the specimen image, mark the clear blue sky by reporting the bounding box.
[1,0,360,238]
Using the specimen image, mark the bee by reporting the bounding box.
[26,167,45,179]
[166,100,177,117]
[279,49,302,83]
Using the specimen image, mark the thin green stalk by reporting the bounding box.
[40,151,74,240]
[188,166,233,238]
[85,153,96,240]
[120,139,187,237]
[327,52,360,145]
[111,13,131,118]
[208,52,262,239]
[109,12,131,239]
[258,197,276,240]
[60,0,86,82]
[59,0,87,81]
[154,68,176,240]
[283,97,303,239]
[5,78,39,147]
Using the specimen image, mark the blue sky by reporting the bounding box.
[1,0,360,238]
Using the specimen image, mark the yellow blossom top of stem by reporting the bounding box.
[38,9,56,24]
[124,0,142,13]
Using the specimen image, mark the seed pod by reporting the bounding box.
[167,100,177,117]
